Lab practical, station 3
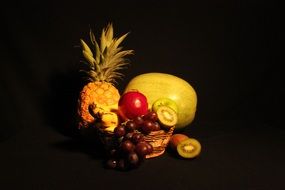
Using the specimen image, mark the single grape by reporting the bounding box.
[135,142,149,158]
[105,159,117,169]
[124,132,134,141]
[152,121,161,131]
[141,120,154,134]
[134,116,144,126]
[125,120,137,132]
[131,133,144,144]
[108,148,118,157]
[121,140,135,153]
[127,152,140,166]
[145,142,154,154]
[143,111,158,121]
[117,159,127,170]
[114,126,126,137]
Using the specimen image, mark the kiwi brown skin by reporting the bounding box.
[169,134,189,150]
[176,138,201,159]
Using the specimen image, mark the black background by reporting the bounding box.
[0,0,283,189]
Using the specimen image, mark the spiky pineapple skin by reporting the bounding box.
[77,81,120,129]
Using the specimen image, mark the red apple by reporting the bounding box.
[118,91,148,121]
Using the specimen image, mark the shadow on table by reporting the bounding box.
[44,68,108,159]
[44,67,84,138]
[50,136,106,160]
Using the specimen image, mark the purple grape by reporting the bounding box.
[152,121,161,131]
[134,116,144,126]
[105,159,117,169]
[143,111,158,121]
[127,152,139,166]
[124,132,134,141]
[135,142,149,158]
[145,142,154,154]
[125,120,137,132]
[114,126,126,137]
[108,148,118,157]
[131,133,144,144]
[117,159,127,170]
[121,140,135,153]
[141,120,154,134]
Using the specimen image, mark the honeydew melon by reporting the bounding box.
[124,73,197,130]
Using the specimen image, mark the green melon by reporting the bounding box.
[124,73,197,130]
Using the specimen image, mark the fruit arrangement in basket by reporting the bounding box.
[77,23,201,170]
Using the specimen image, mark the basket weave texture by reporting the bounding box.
[144,127,174,158]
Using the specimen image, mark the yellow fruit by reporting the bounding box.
[124,73,197,130]
[78,82,120,125]
[77,23,133,131]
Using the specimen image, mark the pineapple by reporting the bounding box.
[77,23,133,132]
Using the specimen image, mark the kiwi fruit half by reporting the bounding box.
[156,105,178,128]
[177,138,201,159]
[152,98,178,113]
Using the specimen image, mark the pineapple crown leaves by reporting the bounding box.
[80,23,134,84]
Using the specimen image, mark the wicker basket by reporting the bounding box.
[144,127,174,158]
[98,126,175,159]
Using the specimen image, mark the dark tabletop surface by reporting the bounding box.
[1,0,283,189]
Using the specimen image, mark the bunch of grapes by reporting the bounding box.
[105,111,162,170]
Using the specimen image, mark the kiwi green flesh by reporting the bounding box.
[156,106,178,127]
[177,138,201,158]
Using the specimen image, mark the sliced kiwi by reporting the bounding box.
[177,138,201,159]
[152,98,178,113]
[156,105,178,128]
